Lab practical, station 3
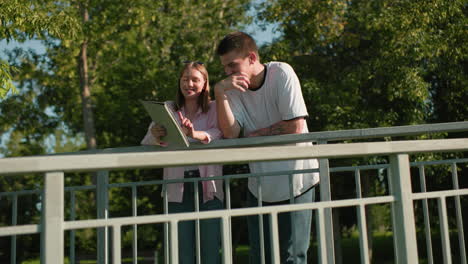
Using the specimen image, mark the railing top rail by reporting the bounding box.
[1,138,467,175]
[220,120,467,147]
[49,121,468,154]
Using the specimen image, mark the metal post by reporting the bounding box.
[318,140,335,264]
[43,171,65,264]
[388,154,418,263]
[97,170,109,264]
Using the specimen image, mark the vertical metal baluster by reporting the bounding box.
[257,173,265,264]
[288,174,296,262]
[11,194,17,264]
[221,215,233,264]
[419,165,434,264]
[224,177,232,261]
[451,163,466,264]
[40,190,44,264]
[269,212,281,264]
[70,191,76,264]
[194,179,201,264]
[132,185,138,264]
[170,220,179,264]
[316,208,328,263]
[113,225,122,264]
[163,184,170,264]
[355,169,370,264]
[438,197,452,264]
[225,178,231,210]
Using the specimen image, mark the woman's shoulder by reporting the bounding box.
[165,100,177,112]
[206,100,218,114]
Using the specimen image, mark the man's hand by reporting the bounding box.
[215,72,250,94]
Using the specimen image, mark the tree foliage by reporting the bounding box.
[1,0,251,259]
[1,0,251,153]
[258,0,467,131]
[257,1,467,261]
[0,0,79,98]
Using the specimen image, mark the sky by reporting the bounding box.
[0,39,45,58]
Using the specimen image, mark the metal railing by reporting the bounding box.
[0,121,467,264]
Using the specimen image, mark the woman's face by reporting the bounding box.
[179,68,205,100]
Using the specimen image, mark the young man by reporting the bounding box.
[214,31,320,264]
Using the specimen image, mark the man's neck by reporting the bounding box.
[249,63,266,90]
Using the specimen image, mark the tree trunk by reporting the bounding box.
[78,2,97,150]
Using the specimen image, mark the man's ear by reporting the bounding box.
[248,52,258,65]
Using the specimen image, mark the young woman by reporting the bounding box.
[141,62,223,264]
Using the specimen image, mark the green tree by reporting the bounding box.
[258,0,467,262]
[260,0,439,130]
[1,0,252,259]
[0,0,79,98]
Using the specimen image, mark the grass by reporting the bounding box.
[20,230,462,264]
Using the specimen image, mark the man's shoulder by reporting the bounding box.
[266,61,296,76]
[266,61,293,69]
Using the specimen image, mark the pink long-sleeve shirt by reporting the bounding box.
[141,101,224,203]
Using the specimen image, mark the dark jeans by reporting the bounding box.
[168,171,223,264]
[247,186,315,264]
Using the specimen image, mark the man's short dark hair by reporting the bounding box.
[217,31,259,56]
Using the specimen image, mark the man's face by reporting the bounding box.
[220,50,251,77]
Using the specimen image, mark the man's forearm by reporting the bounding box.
[248,117,305,137]
[215,85,240,138]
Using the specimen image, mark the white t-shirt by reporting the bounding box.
[226,62,320,202]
